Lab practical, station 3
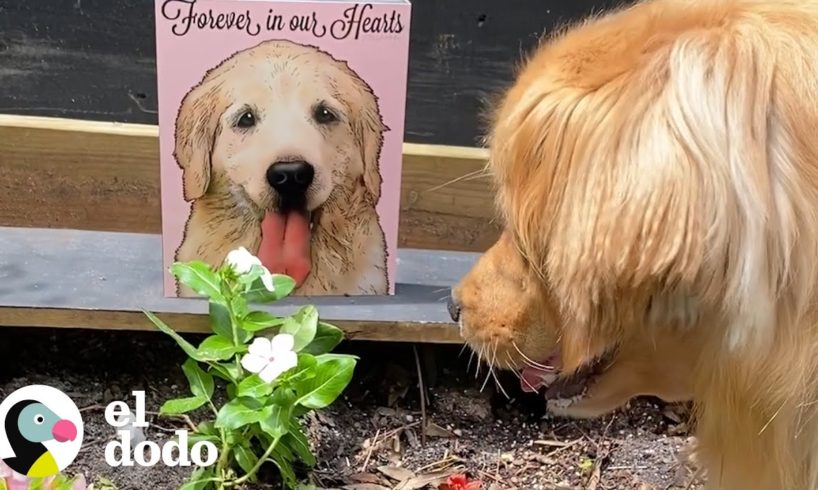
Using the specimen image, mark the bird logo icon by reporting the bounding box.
[0,385,83,478]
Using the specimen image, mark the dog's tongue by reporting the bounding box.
[519,352,561,393]
[257,211,311,286]
[520,367,558,393]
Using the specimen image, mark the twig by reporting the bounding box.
[146,410,198,432]
[586,461,601,490]
[541,438,584,456]
[684,467,704,490]
[413,345,428,447]
[415,455,461,474]
[79,404,104,412]
[360,428,381,472]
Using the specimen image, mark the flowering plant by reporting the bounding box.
[144,247,357,489]
[0,462,94,490]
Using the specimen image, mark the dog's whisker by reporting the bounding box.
[424,168,490,194]
[507,350,540,393]
[512,341,552,370]
[490,343,510,399]
[480,363,493,393]
[475,345,485,380]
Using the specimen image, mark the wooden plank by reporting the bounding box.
[0,115,499,252]
[0,0,634,147]
[0,227,473,344]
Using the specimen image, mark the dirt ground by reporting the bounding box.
[0,327,702,490]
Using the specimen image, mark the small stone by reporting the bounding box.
[453,429,463,437]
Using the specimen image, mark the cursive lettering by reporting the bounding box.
[330,4,404,40]
[161,0,262,37]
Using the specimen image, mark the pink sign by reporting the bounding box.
[154,0,412,297]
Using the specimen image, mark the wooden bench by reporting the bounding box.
[0,115,498,344]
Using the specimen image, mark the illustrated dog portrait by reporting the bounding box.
[451,0,818,489]
[173,39,389,297]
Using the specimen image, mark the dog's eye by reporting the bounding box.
[236,111,256,129]
[313,104,339,125]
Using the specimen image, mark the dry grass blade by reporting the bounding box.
[586,462,602,490]
[360,428,382,471]
[376,465,416,483]
[413,344,428,447]
[393,469,459,490]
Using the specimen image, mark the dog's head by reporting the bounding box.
[174,39,387,214]
[446,1,785,415]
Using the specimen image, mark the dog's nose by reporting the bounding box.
[447,295,461,323]
[266,161,314,197]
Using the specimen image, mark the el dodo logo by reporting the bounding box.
[0,385,83,478]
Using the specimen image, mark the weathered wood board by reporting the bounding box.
[0,115,499,252]
[0,0,633,147]
[0,226,474,343]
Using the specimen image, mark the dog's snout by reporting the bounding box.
[266,161,315,197]
[447,294,461,323]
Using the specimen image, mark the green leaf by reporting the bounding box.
[179,466,218,490]
[196,335,243,361]
[210,362,242,383]
[186,433,220,447]
[143,310,206,361]
[159,396,207,415]
[245,274,296,304]
[295,357,356,409]
[237,374,275,398]
[170,261,223,300]
[283,420,316,467]
[215,397,271,430]
[242,311,285,333]
[234,442,259,477]
[237,263,265,289]
[182,358,214,399]
[280,306,318,352]
[269,450,298,489]
[196,420,218,436]
[302,321,344,355]
[209,301,233,339]
[259,388,296,440]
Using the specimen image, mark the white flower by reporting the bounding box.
[225,247,275,292]
[240,334,298,383]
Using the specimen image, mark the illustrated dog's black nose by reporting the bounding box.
[447,295,461,323]
[266,161,314,198]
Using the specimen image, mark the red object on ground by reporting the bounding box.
[439,474,482,490]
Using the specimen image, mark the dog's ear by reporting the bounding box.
[351,82,388,204]
[174,81,223,202]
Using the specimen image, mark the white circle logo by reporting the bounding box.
[0,385,84,478]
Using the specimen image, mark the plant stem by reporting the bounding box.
[216,428,231,480]
[226,435,282,486]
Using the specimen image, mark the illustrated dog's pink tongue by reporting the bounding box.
[257,211,311,286]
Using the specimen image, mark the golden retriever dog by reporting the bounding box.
[173,39,389,297]
[450,0,818,488]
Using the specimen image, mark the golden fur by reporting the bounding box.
[174,39,389,296]
[452,0,818,488]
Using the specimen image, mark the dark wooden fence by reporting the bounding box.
[0,0,631,147]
